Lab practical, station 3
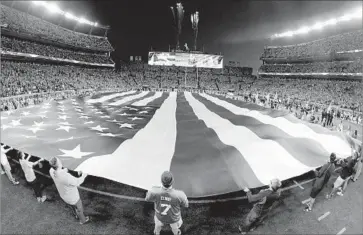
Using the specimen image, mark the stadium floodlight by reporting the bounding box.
[79,18,87,24]
[65,12,77,20]
[311,22,324,30]
[32,1,46,6]
[47,3,63,14]
[94,22,98,26]
[353,8,362,18]
[339,14,353,22]
[284,31,294,37]
[296,26,310,34]
[325,18,337,25]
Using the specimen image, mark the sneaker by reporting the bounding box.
[40,195,47,203]
[326,194,331,199]
[80,216,90,225]
[337,191,344,196]
[37,197,41,203]
[12,180,19,185]
[238,225,247,234]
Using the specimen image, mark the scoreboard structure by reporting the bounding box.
[148,51,224,69]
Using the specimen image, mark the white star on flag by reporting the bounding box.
[118,113,129,116]
[127,107,138,111]
[80,115,90,120]
[1,116,8,120]
[90,125,109,132]
[94,111,103,114]
[58,115,69,120]
[28,126,45,134]
[11,120,22,127]
[100,115,111,119]
[84,121,94,125]
[118,123,135,129]
[139,111,148,114]
[57,136,74,142]
[58,122,73,126]
[32,121,44,127]
[1,124,11,130]
[98,133,123,137]
[58,144,93,159]
[129,117,143,121]
[21,111,30,116]
[107,119,119,123]
[56,125,75,132]
[23,135,37,139]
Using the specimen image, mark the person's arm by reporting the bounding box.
[32,158,44,167]
[180,191,189,208]
[3,147,13,154]
[62,171,88,186]
[145,190,155,202]
[244,188,270,203]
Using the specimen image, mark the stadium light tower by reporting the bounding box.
[191,11,199,51]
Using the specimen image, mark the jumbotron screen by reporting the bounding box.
[148,51,224,68]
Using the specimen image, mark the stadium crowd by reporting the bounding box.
[259,60,363,74]
[1,5,112,51]
[262,30,363,58]
[1,36,112,64]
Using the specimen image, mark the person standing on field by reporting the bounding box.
[145,171,189,235]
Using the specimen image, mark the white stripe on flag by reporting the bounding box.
[86,90,136,103]
[185,92,312,185]
[200,93,351,157]
[109,91,149,106]
[132,92,163,106]
[75,92,177,190]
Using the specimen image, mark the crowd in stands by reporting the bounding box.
[262,30,363,59]
[259,60,363,74]
[1,36,113,64]
[1,5,112,51]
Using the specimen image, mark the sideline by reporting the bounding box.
[9,159,343,204]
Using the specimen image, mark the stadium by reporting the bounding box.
[0,1,362,235]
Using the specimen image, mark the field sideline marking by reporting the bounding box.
[9,160,343,204]
[318,211,330,221]
[336,227,346,235]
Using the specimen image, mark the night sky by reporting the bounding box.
[9,0,363,73]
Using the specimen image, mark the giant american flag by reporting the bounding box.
[0,91,359,197]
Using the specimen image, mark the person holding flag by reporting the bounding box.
[145,171,189,235]
[1,143,19,185]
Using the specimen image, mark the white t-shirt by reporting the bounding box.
[0,147,10,166]
[19,159,36,182]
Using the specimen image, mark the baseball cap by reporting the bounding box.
[161,171,174,188]
[330,153,336,162]
[49,157,60,168]
[270,178,282,190]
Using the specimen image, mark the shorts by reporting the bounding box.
[333,176,345,189]
[154,215,183,230]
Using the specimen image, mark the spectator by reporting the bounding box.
[352,146,362,182]
[304,153,337,212]
[18,152,47,203]
[145,171,188,235]
[0,143,19,185]
[49,157,90,225]
[238,178,282,234]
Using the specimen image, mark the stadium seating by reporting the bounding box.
[1,5,112,51]
[262,30,363,59]
[1,36,113,64]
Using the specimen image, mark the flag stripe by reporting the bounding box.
[76,92,178,190]
[109,91,149,106]
[202,93,351,157]
[132,92,163,106]
[185,92,312,185]
[194,93,328,167]
[170,92,261,197]
[86,90,136,103]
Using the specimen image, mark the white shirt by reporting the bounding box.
[19,159,36,182]
[0,147,10,166]
[49,168,87,205]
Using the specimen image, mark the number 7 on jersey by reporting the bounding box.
[160,203,171,215]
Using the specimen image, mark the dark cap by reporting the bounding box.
[330,153,336,162]
[161,171,174,188]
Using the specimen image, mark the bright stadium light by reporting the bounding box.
[353,8,362,18]
[284,31,294,37]
[32,1,46,6]
[79,18,87,24]
[311,22,324,30]
[65,12,77,20]
[296,26,310,34]
[339,14,353,22]
[47,3,63,14]
[325,18,337,25]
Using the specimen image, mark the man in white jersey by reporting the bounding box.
[145,171,189,235]
[1,143,19,185]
